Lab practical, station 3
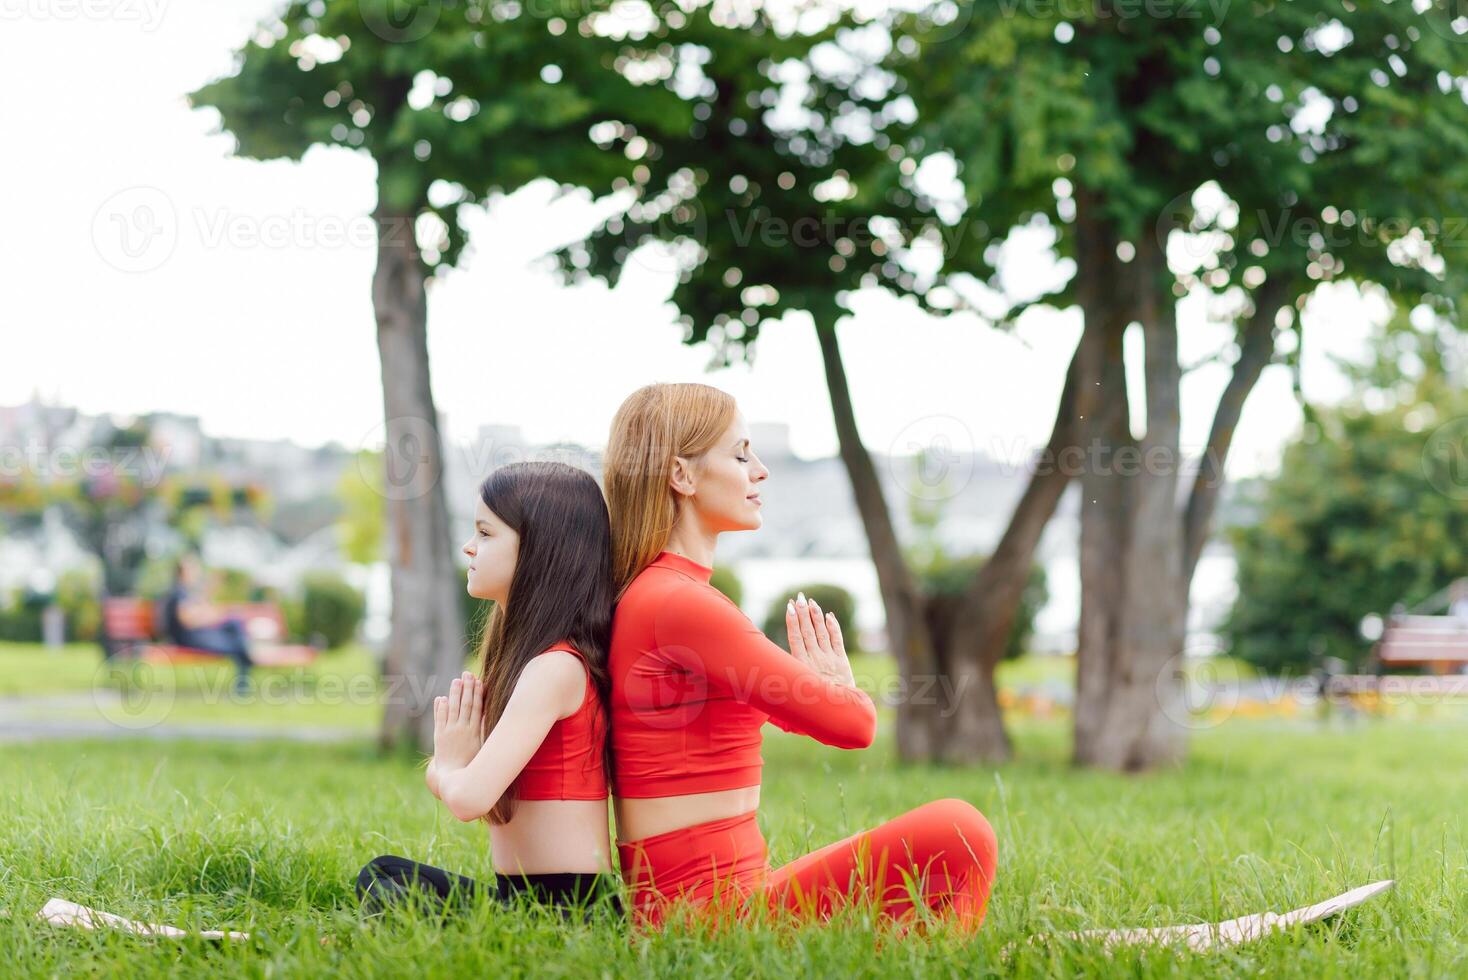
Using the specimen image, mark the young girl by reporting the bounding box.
[603,382,998,934]
[355,461,622,920]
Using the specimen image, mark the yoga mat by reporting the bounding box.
[1011,879,1393,955]
[36,897,250,941]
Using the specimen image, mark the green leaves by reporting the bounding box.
[1225,362,1468,673]
[555,5,947,354]
[187,0,685,272]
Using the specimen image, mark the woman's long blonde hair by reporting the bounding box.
[603,382,737,599]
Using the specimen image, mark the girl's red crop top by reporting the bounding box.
[608,551,877,798]
[514,642,609,801]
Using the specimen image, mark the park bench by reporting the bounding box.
[101,597,319,667]
[1370,613,1468,675]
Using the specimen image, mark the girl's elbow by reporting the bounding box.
[450,803,483,823]
[441,780,486,822]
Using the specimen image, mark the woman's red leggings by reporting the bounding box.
[615,798,998,934]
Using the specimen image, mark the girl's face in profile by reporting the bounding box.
[462,498,518,604]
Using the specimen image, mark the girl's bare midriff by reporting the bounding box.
[489,798,615,875]
[614,785,761,844]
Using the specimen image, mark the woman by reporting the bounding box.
[604,383,998,934]
[158,552,254,696]
[356,461,623,921]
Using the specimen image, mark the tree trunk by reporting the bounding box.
[1182,276,1287,585]
[1081,230,1188,770]
[372,201,467,754]
[1070,186,1152,769]
[1072,213,1290,770]
[941,335,1092,763]
[1071,314,1135,766]
[812,318,947,761]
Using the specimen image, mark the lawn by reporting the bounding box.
[0,644,1262,735]
[1,644,383,732]
[2,709,1463,977]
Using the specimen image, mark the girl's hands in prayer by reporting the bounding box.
[432,670,486,772]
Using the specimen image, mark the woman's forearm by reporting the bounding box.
[436,766,490,823]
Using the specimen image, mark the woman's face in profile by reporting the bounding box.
[687,412,769,533]
[461,498,519,604]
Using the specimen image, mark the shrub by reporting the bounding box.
[709,565,743,607]
[1224,381,1468,674]
[56,567,101,643]
[913,553,1049,661]
[298,572,366,650]
[760,583,859,653]
[0,589,45,643]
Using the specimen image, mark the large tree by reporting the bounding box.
[188,0,682,751]
[562,1,1468,771]
[895,1,1468,768]
[555,3,1075,763]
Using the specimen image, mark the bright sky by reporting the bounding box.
[2,2,1385,479]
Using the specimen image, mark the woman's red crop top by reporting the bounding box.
[514,642,609,801]
[608,551,877,798]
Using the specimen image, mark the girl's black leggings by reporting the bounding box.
[355,854,623,921]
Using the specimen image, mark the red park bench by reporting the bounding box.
[101,597,320,668]
[1370,613,1468,675]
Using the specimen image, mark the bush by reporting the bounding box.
[760,583,858,653]
[211,567,256,602]
[913,553,1049,661]
[56,567,101,643]
[298,572,366,650]
[709,565,743,607]
[1224,380,1468,674]
[0,588,45,643]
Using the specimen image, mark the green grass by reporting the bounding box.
[2,715,1463,976]
[1,644,383,731]
[0,643,118,696]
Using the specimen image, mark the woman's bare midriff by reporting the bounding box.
[613,785,761,844]
[488,798,614,875]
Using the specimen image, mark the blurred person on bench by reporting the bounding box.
[159,551,255,696]
[1451,580,1468,624]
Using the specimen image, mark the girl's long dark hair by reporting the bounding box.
[472,461,614,825]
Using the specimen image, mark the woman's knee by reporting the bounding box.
[912,799,998,872]
[356,854,403,899]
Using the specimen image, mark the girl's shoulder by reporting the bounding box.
[532,641,592,679]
